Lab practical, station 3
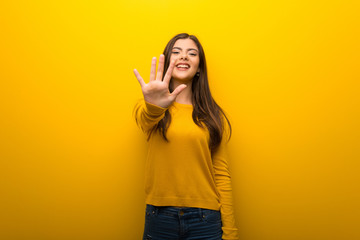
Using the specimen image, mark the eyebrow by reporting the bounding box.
[172,47,198,52]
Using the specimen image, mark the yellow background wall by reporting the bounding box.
[1,0,359,239]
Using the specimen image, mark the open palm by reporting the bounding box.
[133,54,187,108]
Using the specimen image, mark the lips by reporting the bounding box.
[176,63,190,70]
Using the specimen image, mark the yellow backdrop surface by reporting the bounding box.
[1,0,359,239]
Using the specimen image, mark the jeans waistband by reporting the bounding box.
[146,204,220,218]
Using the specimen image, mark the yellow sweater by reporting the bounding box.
[133,99,239,239]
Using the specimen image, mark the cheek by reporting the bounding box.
[194,58,200,66]
[194,61,200,70]
[170,55,178,62]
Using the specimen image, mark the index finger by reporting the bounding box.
[163,59,175,85]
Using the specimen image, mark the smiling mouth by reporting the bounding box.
[176,64,190,70]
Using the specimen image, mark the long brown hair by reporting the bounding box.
[148,33,231,154]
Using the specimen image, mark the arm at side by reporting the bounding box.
[212,119,239,240]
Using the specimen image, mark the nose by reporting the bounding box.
[180,52,188,60]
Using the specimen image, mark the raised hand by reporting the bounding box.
[133,54,187,108]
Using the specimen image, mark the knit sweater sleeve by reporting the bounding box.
[132,99,168,133]
[212,119,239,240]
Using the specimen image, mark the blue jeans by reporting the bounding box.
[143,204,223,240]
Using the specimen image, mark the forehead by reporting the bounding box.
[173,38,198,50]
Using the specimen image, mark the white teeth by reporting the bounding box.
[177,64,189,68]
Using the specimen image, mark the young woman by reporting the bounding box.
[133,33,239,240]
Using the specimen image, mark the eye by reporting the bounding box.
[190,53,197,56]
[172,51,179,54]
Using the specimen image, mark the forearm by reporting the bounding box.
[133,99,168,133]
[216,174,239,239]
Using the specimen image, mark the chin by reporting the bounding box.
[172,74,196,82]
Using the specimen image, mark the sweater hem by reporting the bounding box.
[145,196,221,211]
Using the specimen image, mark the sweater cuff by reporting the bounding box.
[222,226,239,239]
[144,101,168,117]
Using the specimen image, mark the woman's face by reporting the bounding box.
[170,38,200,82]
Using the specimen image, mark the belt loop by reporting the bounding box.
[155,205,159,216]
[150,204,158,216]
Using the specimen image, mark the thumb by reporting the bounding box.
[170,84,187,98]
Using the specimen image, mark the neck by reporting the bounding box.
[171,79,193,105]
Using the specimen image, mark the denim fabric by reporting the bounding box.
[143,204,222,240]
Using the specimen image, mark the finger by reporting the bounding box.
[133,69,145,88]
[150,57,156,82]
[163,59,176,85]
[170,84,187,98]
[156,54,165,81]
